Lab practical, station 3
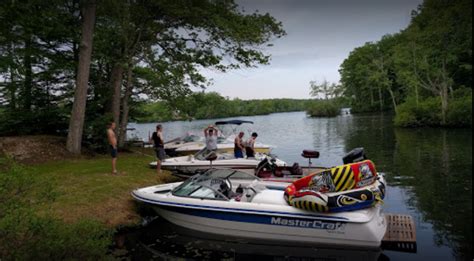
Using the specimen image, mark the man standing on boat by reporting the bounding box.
[234,131,245,158]
[245,132,258,158]
[150,124,165,174]
[107,121,118,175]
[204,125,218,151]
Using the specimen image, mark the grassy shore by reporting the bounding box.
[30,152,180,227]
[0,151,182,259]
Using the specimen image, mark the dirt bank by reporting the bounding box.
[0,135,76,164]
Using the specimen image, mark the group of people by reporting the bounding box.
[107,121,166,175]
[203,125,258,158]
[106,122,259,174]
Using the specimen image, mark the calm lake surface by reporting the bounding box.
[127,111,472,261]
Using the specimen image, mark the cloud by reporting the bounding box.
[203,0,422,99]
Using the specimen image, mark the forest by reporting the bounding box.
[0,0,285,153]
[339,0,472,127]
[135,92,312,122]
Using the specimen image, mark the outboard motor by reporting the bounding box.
[342,147,367,164]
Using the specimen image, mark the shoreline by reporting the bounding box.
[2,151,180,228]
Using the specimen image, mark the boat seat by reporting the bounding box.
[301,150,320,159]
[240,181,266,202]
[251,190,287,205]
[205,153,218,161]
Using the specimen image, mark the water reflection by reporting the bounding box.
[121,217,388,261]
[391,128,472,260]
[343,116,472,260]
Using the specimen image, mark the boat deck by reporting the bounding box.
[382,214,417,253]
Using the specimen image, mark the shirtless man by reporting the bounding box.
[245,132,258,158]
[234,132,245,158]
[107,121,118,174]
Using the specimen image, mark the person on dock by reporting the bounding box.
[245,132,258,158]
[107,121,118,175]
[234,131,245,158]
[204,125,218,151]
[150,124,165,174]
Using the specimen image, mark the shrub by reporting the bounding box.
[446,89,472,127]
[395,90,472,128]
[307,100,341,117]
[394,97,441,127]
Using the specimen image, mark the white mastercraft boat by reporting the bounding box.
[132,168,388,248]
[174,120,272,155]
[150,148,287,174]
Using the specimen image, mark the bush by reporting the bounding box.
[0,161,112,260]
[307,100,341,117]
[395,97,441,127]
[446,89,472,127]
[395,90,472,128]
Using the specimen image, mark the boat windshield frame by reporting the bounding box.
[171,169,260,200]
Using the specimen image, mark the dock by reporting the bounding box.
[382,214,417,253]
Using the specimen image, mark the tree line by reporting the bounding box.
[134,91,311,122]
[0,0,285,153]
[339,0,472,127]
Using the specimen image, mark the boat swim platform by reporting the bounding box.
[382,214,417,253]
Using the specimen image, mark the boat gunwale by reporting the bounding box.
[130,190,382,223]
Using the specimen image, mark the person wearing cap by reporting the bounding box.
[245,132,258,158]
[234,131,245,158]
[204,125,218,151]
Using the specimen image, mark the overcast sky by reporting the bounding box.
[201,0,422,100]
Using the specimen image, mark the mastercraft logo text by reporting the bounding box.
[270,217,346,230]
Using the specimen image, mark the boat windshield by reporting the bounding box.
[172,169,259,200]
[183,134,201,143]
[194,148,216,161]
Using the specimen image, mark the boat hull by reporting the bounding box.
[175,144,271,156]
[151,204,386,248]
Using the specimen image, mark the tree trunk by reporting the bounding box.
[118,64,133,147]
[378,87,383,112]
[411,44,419,107]
[22,36,32,112]
[387,87,398,115]
[110,63,124,130]
[370,88,374,107]
[439,84,449,125]
[8,64,17,110]
[66,0,97,154]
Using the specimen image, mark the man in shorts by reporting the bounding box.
[107,121,118,174]
[150,124,166,174]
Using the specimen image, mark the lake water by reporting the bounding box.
[126,111,472,260]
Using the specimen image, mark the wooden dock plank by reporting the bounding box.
[382,214,417,253]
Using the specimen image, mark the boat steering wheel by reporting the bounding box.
[213,178,232,197]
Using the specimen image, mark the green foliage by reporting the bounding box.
[134,92,311,122]
[307,100,341,117]
[339,0,472,127]
[394,89,472,127]
[0,160,112,260]
[394,97,441,127]
[0,0,285,152]
[446,89,472,127]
